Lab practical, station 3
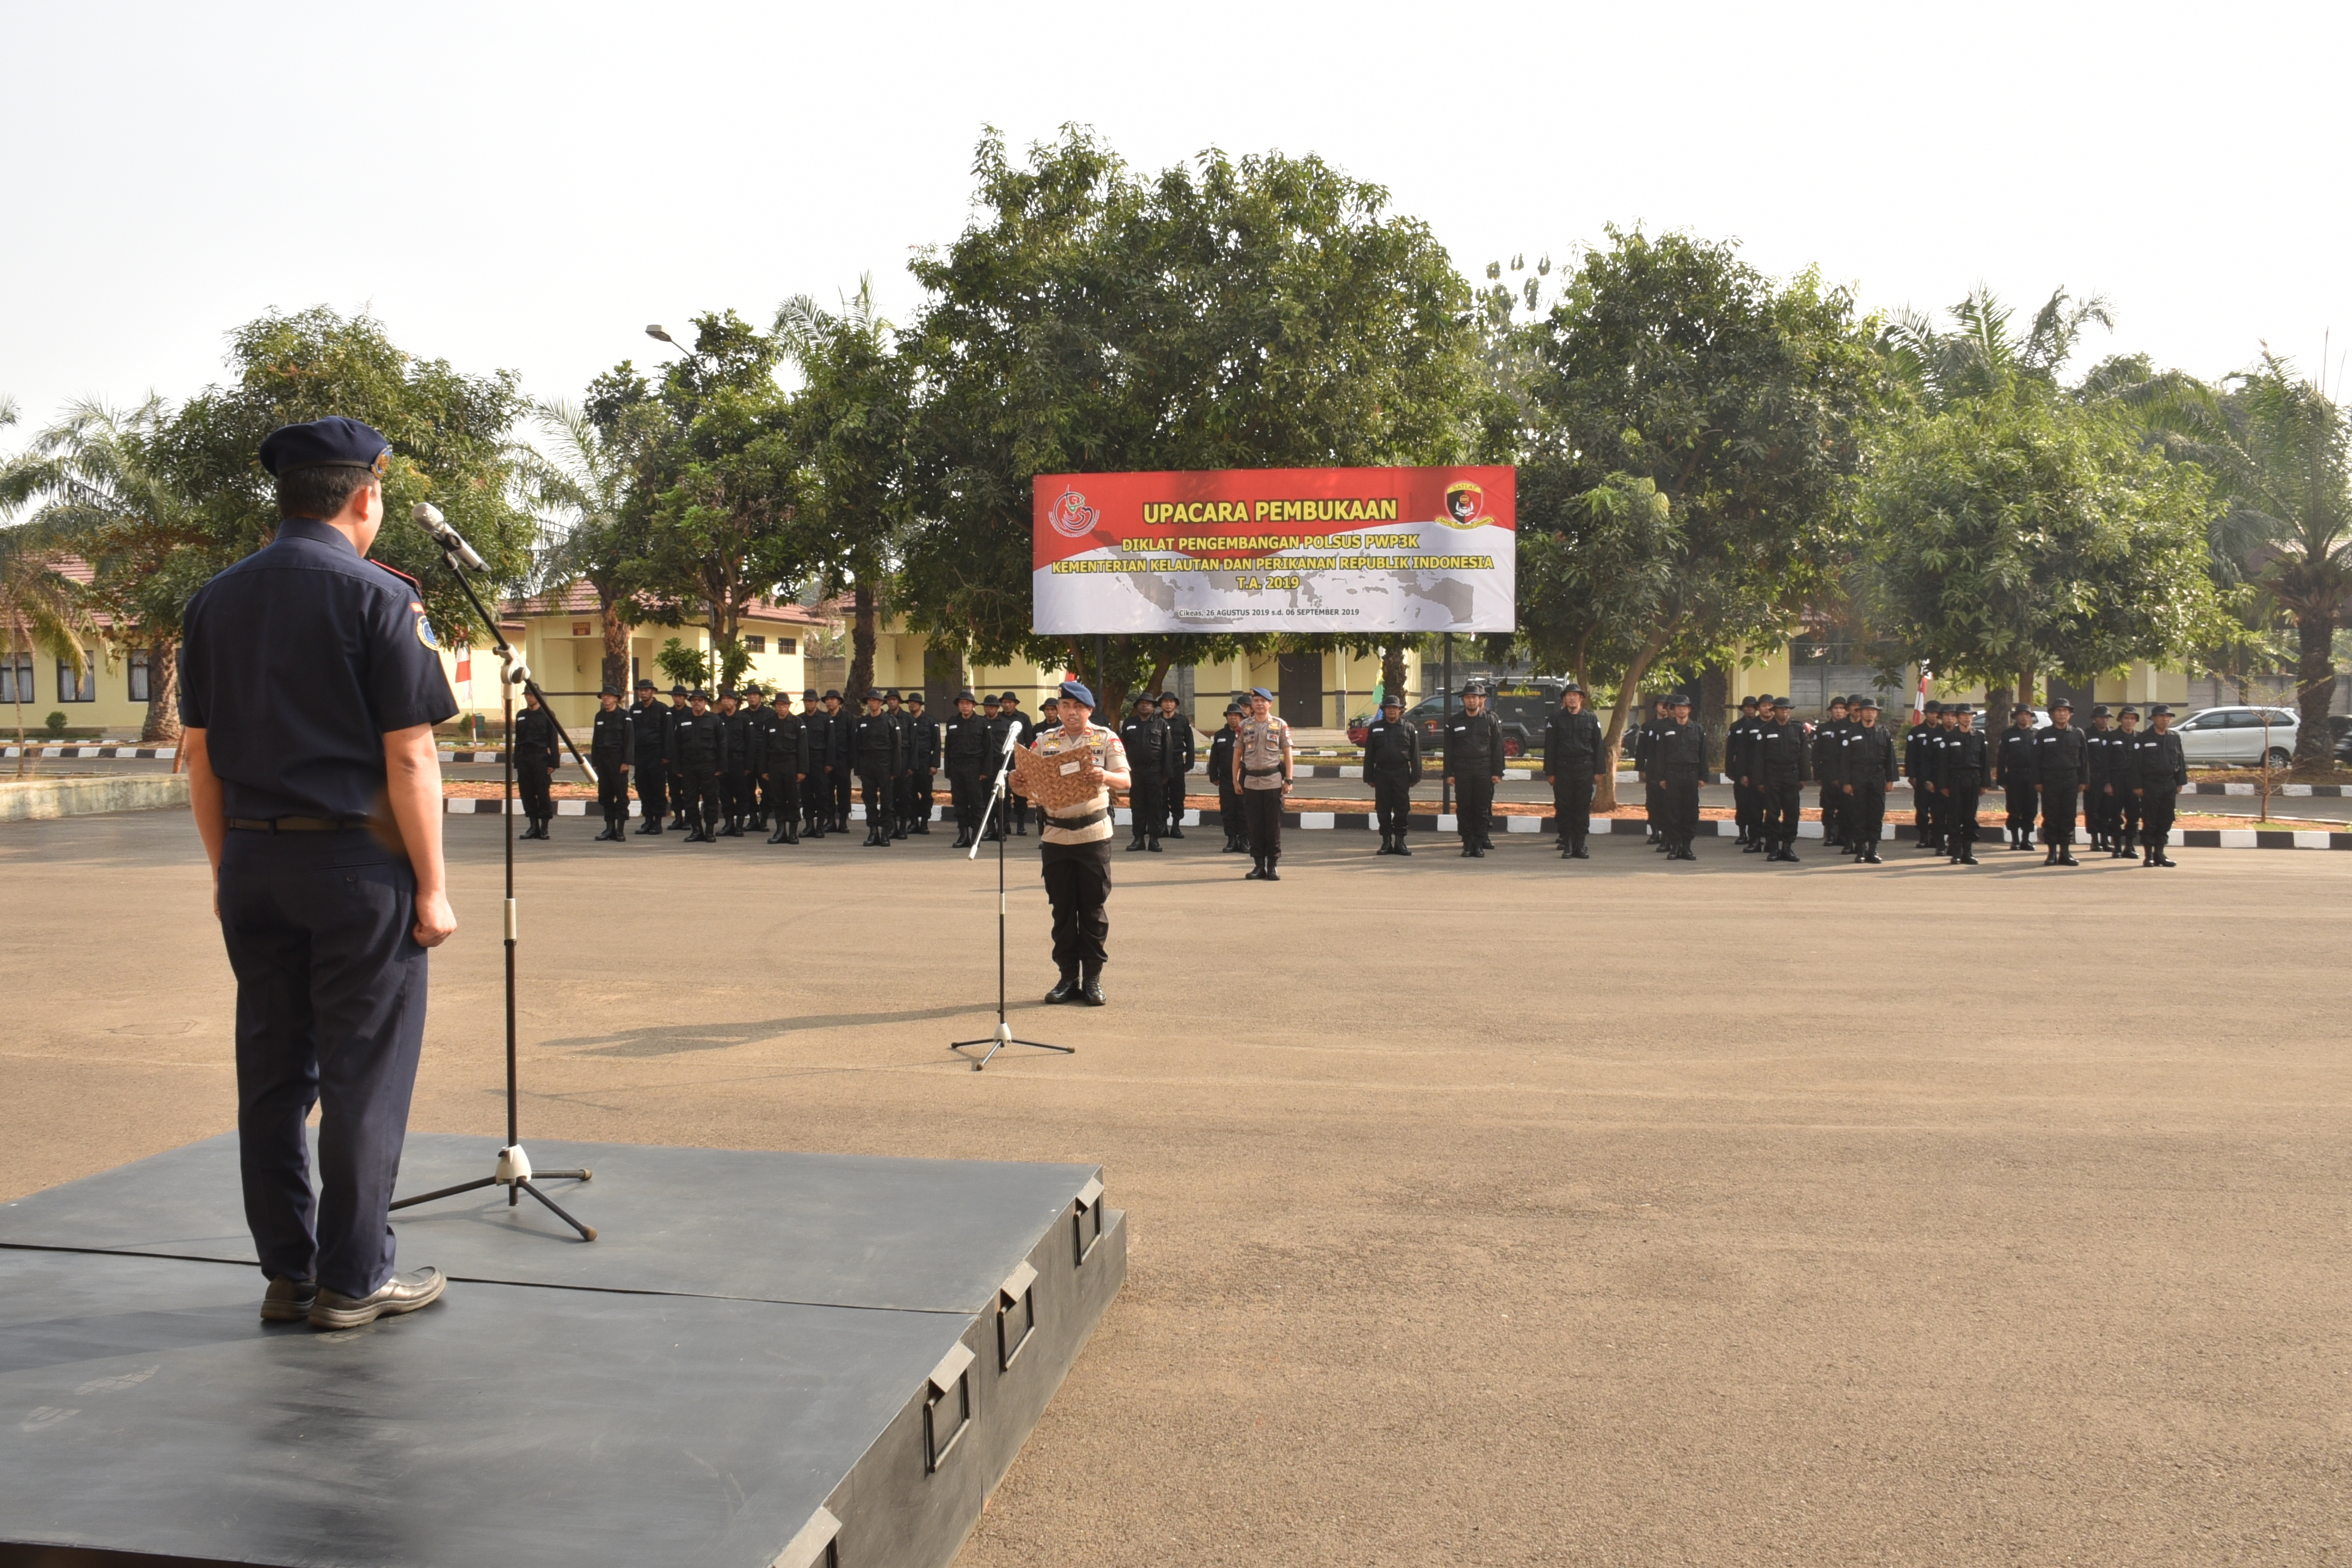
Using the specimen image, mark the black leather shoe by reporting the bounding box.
[1263,859,1281,880]
[2058,852,2080,866]
[1126,835,1146,851]
[1044,972,1080,1004]
[1146,838,1162,852]
[1570,844,1588,859]
[767,825,788,843]
[309,1266,446,1329]
[1166,825,1184,838]
[1080,973,1107,1006]
[1394,839,1411,856]
[2155,854,2176,867]
[261,1278,318,1322]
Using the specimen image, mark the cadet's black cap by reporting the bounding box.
[1922,700,1943,713]
[954,688,976,702]
[1671,691,1693,706]
[1739,695,1759,708]
[1134,693,1154,708]
[2118,705,2140,716]
[882,689,901,702]
[906,690,924,704]
[1771,695,1792,708]
[258,416,393,478]
[1224,702,1245,715]
[2048,694,2072,710]
[1858,694,1881,709]
[1828,694,1848,706]
[804,688,821,701]
[2148,703,2172,716]
[1754,694,1775,706]
[718,687,737,699]
[2090,703,2111,718]
[691,688,711,701]
[823,688,842,702]
[1563,681,1584,694]
[999,691,1019,703]
[2013,703,2032,714]
[635,678,655,691]
[670,684,689,696]
[1159,691,1178,702]
[1380,692,1404,708]
[863,690,884,703]
[600,684,621,697]
[1949,702,1971,714]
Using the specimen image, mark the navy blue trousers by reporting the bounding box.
[217,828,428,1299]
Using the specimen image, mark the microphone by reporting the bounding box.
[1002,724,1021,755]
[412,503,488,571]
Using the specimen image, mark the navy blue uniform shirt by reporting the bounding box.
[179,517,458,820]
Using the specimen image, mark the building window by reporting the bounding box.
[777,638,796,656]
[745,635,766,654]
[59,657,97,703]
[128,649,152,703]
[2,654,32,705]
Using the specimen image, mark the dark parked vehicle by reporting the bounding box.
[1392,681,1564,759]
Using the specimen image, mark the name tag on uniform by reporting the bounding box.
[1059,760,1082,775]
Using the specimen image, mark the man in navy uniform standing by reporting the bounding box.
[1542,682,1604,860]
[1363,690,1423,856]
[179,416,454,1330]
[589,685,632,841]
[2034,695,2089,865]
[1158,690,1194,839]
[629,679,670,834]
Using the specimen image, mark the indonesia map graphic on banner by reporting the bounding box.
[1031,467,1515,635]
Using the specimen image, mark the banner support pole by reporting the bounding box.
[1441,633,1454,820]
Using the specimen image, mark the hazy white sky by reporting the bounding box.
[3,0,2342,433]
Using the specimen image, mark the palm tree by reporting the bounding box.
[1886,284,2115,409]
[515,398,647,694]
[0,522,99,775]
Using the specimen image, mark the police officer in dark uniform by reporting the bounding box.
[1158,691,1194,838]
[1655,693,1709,860]
[712,689,752,836]
[991,693,1034,835]
[760,688,807,844]
[1363,691,1423,855]
[2126,704,2186,866]
[2084,704,2117,852]
[881,689,914,838]
[1209,701,1247,852]
[1634,694,1668,847]
[1904,701,1941,853]
[2034,695,2088,865]
[514,687,559,840]
[739,686,772,831]
[1840,694,1897,863]
[904,690,939,835]
[589,686,633,841]
[1121,693,1168,851]
[630,679,670,834]
[1936,703,1988,865]
[179,415,454,1328]
[1755,695,1806,862]
[820,690,853,831]
[1992,703,2038,850]
[1445,681,1506,856]
[942,688,993,847]
[1542,681,1604,860]
[1812,697,1849,849]
[667,689,725,842]
[1726,695,1763,846]
[852,690,902,846]
[2109,706,2143,856]
[799,689,834,839]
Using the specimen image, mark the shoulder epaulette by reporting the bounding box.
[370,560,424,592]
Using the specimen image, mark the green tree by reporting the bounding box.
[0,504,101,773]
[517,396,656,694]
[905,127,1490,718]
[775,275,914,703]
[1861,382,2218,701]
[154,307,534,643]
[1510,228,1889,803]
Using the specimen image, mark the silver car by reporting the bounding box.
[2174,706,2298,768]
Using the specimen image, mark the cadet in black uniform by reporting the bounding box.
[630,680,670,834]
[1634,694,1668,847]
[513,687,559,839]
[1364,691,1423,855]
[668,690,725,842]
[798,689,832,838]
[1655,693,1709,860]
[1120,694,1168,852]
[1159,691,1194,838]
[2083,705,2117,851]
[1937,703,1987,864]
[991,693,1035,835]
[2034,695,2088,865]
[1816,696,1852,849]
[820,690,853,831]
[1992,703,2037,850]
[742,687,773,831]
[761,688,806,844]
[852,690,902,846]
[942,688,993,847]
[2109,707,2143,856]
[1726,696,1762,846]
[1840,694,1897,863]
[1033,692,1062,740]
[589,686,633,841]
[2126,705,2185,866]
[905,690,939,835]
[881,690,913,838]
[1209,702,1246,852]
[1904,701,1941,853]
[1446,682,1506,856]
[179,415,454,1327]
[710,690,751,836]
[1542,682,1604,860]
[1755,696,1806,862]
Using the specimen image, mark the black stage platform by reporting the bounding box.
[0,1135,1126,1568]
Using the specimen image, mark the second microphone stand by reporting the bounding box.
[390,543,598,1240]
[950,739,1073,1073]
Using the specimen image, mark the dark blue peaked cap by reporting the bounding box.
[258,416,393,477]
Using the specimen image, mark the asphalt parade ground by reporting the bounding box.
[4,810,2346,1566]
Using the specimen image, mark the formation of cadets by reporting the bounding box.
[518,679,1202,852]
[514,678,2194,869]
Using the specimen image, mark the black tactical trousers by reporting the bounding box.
[2003,779,2036,832]
[1040,840,1111,974]
[1947,773,1982,846]
[950,768,987,832]
[1820,782,1845,841]
[1128,774,1164,840]
[765,770,801,831]
[2140,791,2176,847]
[634,760,667,822]
[1165,773,1190,834]
[596,762,629,824]
[858,771,890,831]
[1242,786,1285,859]
[912,768,935,826]
[1662,776,1702,845]
[1371,775,1413,833]
[681,764,720,833]
[1761,780,1800,845]
[1849,782,1887,849]
[830,764,853,825]
[2115,785,2142,843]
[1453,771,1496,846]
[1551,773,1594,846]
[517,754,554,821]
[1218,787,1244,838]
[2041,783,2081,845]
[723,767,754,822]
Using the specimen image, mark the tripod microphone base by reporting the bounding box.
[951,1021,1074,1073]
[391,1143,596,1241]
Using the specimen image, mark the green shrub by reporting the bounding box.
[44,712,69,737]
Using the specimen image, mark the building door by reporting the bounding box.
[923,644,964,716]
[1278,653,1321,728]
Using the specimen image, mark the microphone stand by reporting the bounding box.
[390,544,596,1241]
[950,739,1073,1073]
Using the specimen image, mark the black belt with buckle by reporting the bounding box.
[226,816,370,833]
[1046,807,1110,830]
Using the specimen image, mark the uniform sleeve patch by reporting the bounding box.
[415,612,440,651]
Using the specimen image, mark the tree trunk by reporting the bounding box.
[1100,634,1132,724]
[2016,662,2034,719]
[599,591,630,696]
[1592,633,1671,812]
[140,636,182,745]
[1381,641,1408,707]
[1698,664,1729,773]
[847,583,877,705]
[2292,604,2338,777]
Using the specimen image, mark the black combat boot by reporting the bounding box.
[717,817,740,838]
[1570,836,1588,859]
[1395,832,1412,857]
[914,815,930,835]
[2057,843,2080,866]
[890,819,908,841]
[767,820,789,844]
[1126,828,1146,852]
[1262,853,1280,881]
[1246,855,1266,880]
[635,816,659,835]
[1166,820,1184,839]
[1043,969,1080,1004]
[1080,965,1107,1006]
[1146,835,1162,852]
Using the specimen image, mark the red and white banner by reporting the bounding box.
[1031,466,1515,635]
